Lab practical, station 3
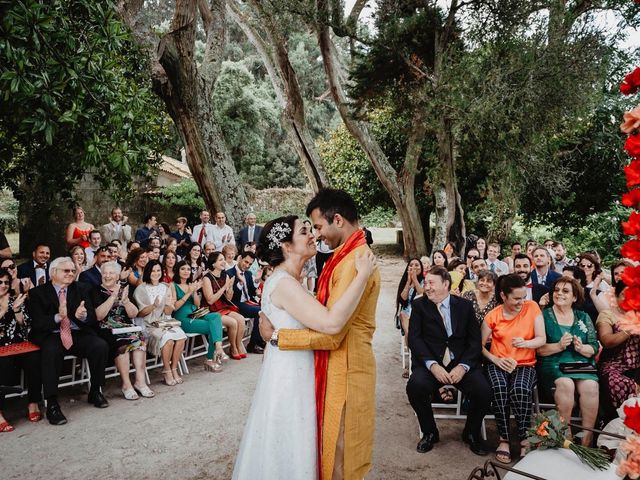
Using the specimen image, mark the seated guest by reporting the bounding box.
[229,251,265,354]
[470,257,489,281]
[486,243,509,276]
[597,281,640,418]
[0,257,33,294]
[432,249,448,269]
[133,260,186,386]
[406,266,491,455]
[578,253,609,323]
[0,268,42,431]
[186,243,205,281]
[17,243,51,286]
[84,230,102,266]
[28,257,109,425]
[476,237,488,259]
[170,216,192,258]
[127,240,141,253]
[420,255,432,276]
[611,259,633,288]
[163,237,179,260]
[91,262,154,400]
[462,270,498,325]
[531,247,561,289]
[158,222,172,248]
[107,241,125,267]
[135,214,158,249]
[125,247,148,288]
[562,265,587,284]
[447,259,475,296]
[203,241,217,260]
[513,253,548,303]
[202,251,246,359]
[65,206,94,249]
[396,257,425,347]
[443,241,457,260]
[161,251,177,283]
[69,245,87,279]
[78,246,111,288]
[222,243,238,270]
[172,260,225,372]
[147,246,161,261]
[553,241,574,273]
[465,248,481,281]
[504,242,522,273]
[537,277,599,446]
[481,274,546,463]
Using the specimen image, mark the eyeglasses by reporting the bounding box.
[61,268,77,274]
[579,263,594,269]
[0,280,10,285]
[3,264,16,269]
[467,255,479,260]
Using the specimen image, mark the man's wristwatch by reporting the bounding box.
[270,329,279,347]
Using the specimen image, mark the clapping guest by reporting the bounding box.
[161,251,177,283]
[223,243,238,270]
[0,268,42,432]
[0,258,33,294]
[537,277,598,446]
[172,260,225,372]
[447,259,475,296]
[92,262,154,400]
[17,243,51,287]
[202,252,246,360]
[65,206,94,249]
[28,257,109,425]
[186,243,205,281]
[396,258,424,378]
[135,214,159,249]
[462,270,498,325]
[125,247,148,288]
[481,274,546,463]
[133,260,186,386]
[69,246,87,279]
[578,252,609,322]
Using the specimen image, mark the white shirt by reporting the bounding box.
[191,223,215,247]
[34,260,47,285]
[247,225,256,242]
[212,224,235,251]
[486,259,509,276]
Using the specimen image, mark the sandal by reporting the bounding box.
[439,386,456,404]
[205,359,223,373]
[171,368,184,384]
[0,421,15,433]
[402,368,410,379]
[122,387,139,401]
[27,411,42,422]
[133,383,155,398]
[162,370,176,386]
[495,440,512,464]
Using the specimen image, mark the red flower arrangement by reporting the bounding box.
[621,67,640,96]
[625,160,640,188]
[626,134,640,158]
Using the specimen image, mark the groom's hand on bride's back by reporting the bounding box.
[355,250,378,278]
[259,312,275,342]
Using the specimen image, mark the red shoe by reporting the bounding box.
[231,354,243,360]
[28,411,42,422]
[240,353,247,359]
[0,421,15,432]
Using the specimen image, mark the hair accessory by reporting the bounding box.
[267,222,292,250]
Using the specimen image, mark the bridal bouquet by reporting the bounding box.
[526,410,610,470]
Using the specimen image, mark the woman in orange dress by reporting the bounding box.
[65,206,94,249]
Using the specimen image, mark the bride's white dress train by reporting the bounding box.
[232,270,317,480]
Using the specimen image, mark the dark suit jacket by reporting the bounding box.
[227,266,257,305]
[236,225,263,250]
[17,260,49,285]
[27,281,98,345]
[531,269,561,289]
[78,265,102,288]
[408,294,482,371]
[531,283,548,304]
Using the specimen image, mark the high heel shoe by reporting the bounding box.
[27,411,43,422]
[214,351,226,365]
[217,352,229,363]
[230,354,243,360]
[162,370,176,386]
[171,368,184,384]
[204,360,223,373]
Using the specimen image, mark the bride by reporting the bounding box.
[232,215,376,480]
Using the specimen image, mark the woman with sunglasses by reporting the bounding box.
[0,267,42,432]
[578,252,610,323]
[0,258,32,295]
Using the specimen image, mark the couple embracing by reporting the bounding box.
[232,189,381,480]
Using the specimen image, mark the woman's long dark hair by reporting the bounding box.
[396,258,424,311]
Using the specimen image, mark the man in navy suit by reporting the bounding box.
[236,213,262,251]
[17,243,51,286]
[531,247,561,289]
[513,253,548,303]
[227,251,265,354]
[78,247,111,288]
[406,266,491,455]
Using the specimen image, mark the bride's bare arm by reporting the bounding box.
[271,251,376,335]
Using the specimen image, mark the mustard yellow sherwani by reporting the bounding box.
[278,242,381,480]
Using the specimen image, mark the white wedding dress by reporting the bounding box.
[232,270,317,480]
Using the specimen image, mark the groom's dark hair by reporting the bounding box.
[306,188,358,224]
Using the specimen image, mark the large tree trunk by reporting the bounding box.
[117,0,249,230]
[228,1,330,193]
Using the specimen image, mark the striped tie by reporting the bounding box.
[58,288,73,350]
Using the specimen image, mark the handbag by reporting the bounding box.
[151,319,182,329]
[188,307,210,319]
[559,362,598,374]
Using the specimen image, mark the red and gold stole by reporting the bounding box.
[314,228,366,478]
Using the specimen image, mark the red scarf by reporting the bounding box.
[314,229,366,478]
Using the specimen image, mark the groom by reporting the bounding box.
[260,189,380,480]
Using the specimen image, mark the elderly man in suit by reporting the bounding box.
[406,266,491,455]
[236,213,262,251]
[17,243,51,286]
[27,256,109,425]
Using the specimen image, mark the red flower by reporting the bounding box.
[621,285,640,311]
[622,189,640,208]
[625,160,640,188]
[624,403,640,434]
[621,67,640,96]
[625,134,640,158]
[621,239,640,260]
[622,265,640,287]
[624,212,640,236]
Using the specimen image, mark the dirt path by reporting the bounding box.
[3,255,498,479]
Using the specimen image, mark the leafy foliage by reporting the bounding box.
[0,0,172,203]
[154,179,205,225]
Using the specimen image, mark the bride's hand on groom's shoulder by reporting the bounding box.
[355,250,377,278]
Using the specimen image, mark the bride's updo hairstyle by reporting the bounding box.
[257,215,298,267]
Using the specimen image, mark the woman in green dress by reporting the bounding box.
[537,277,599,446]
[172,260,225,373]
